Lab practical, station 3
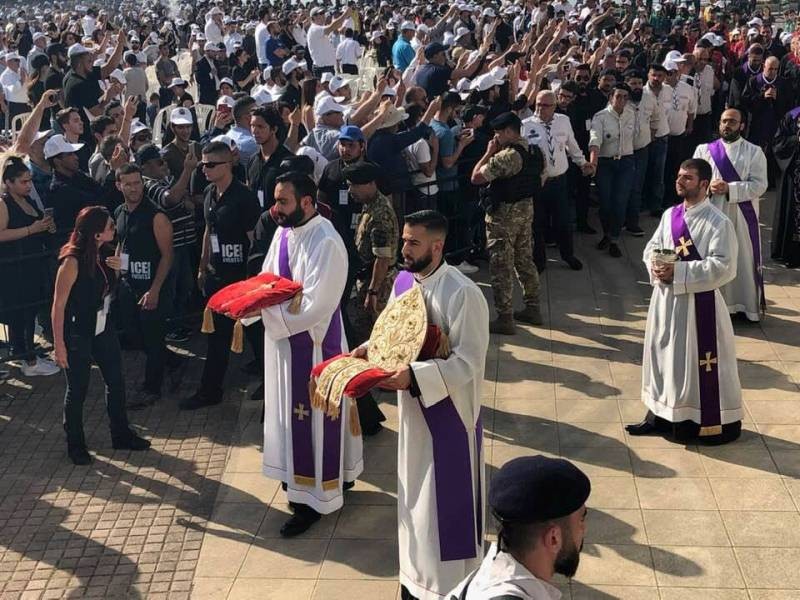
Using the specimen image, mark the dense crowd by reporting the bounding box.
[0,0,798,597]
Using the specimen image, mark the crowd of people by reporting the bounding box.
[0,0,798,597]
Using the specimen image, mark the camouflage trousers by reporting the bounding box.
[348,270,396,344]
[485,200,540,316]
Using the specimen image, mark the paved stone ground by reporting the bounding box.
[0,190,798,600]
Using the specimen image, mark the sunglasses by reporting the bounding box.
[201,160,228,169]
[134,133,152,142]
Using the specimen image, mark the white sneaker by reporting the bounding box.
[454,261,479,274]
[21,358,60,377]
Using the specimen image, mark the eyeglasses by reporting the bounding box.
[201,160,228,169]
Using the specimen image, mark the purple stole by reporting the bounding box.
[671,205,723,436]
[707,139,766,311]
[394,271,481,562]
[279,228,343,491]
[788,106,800,121]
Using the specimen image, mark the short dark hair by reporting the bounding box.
[116,162,142,181]
[680,158,712,184]
[648,64,668,74]
[55,107,79,127]
[559,80,581,95]
[202,141,233,158]
[623,69,645,81]
[404,210,449,237]
[233,96,256,123]
[251,105,284,130]
[275,171,317,203]
[99,135,123,161]
[574,63,591,72]
[498,517,569,554]
[91,115,115,138]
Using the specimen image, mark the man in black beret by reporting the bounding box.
[448,455,590,599]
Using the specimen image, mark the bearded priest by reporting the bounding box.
[626,159,743,445]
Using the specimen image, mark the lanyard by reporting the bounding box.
[542,121,556,166]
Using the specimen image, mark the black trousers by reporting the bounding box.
[663,134,690,208]
[312,65,335,79]
[569,162,591,228]
[63,327,131,448]
[692,113,714,147]
[341,64,359,75]
[533,174,573,269]
[117,282,167,395]
[200,311,235,400]
[7,307,38,360]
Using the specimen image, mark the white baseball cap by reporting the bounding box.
[170,107,194,125]
[665,50,687,63]
[4,52,21,62]
[282,57,303,75]
[218,77,234,88]
[67,43,91,58]
[320,72,335,84]
[204,41,219,52]
[314,96,347,117]
[32,32,48,43]
[211,134,237,150]
[129,119,150,137]
[253,88,275,105]
[109,69,126,84]
[44,134,84,160]
[329,75,350,94]
[469,72,503,91]
[168,77,188,88]
[400,21,416,31]
[216,95,236,109]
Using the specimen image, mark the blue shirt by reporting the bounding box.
[431,119,458,192]
[391,38,415,71]
[266,38,287,67]
[366,124,432,193]
[227,125,259,166]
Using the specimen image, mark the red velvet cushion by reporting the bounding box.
[343,367,393,398]
[206,273,302,319]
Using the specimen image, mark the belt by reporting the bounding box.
[598,155,632,161]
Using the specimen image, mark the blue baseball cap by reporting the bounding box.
[338,125,365,142]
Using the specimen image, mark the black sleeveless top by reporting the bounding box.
[0,193,49,314]
[62,251,114,338]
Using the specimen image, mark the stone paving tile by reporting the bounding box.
[3,194,800,599]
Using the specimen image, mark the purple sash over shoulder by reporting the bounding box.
[279,228,343,490]
[788,106,800,121]
[394,271,480,562]
[707,139,766,311]
[671,205,723,436]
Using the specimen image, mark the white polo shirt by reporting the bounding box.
[666,79,698,136]
[307,24,336,68]
[522,112,586,178]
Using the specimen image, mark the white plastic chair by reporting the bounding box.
[10,112,31,141]
[194,104,215,135]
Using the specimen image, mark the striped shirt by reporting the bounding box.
[143,177,196,248]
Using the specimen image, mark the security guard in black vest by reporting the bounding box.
[182,140,261,410]
[114,163,174,409]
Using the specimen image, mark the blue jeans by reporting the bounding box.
[626,145,650,228]
[596,156,635,241]
[643,136,668,212]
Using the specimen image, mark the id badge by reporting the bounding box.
[350,213,359,229]
[257,190,265,208]
[119,252,130,272]
[338,189,349,205]
[95,295,111,336]
[210,234,220,253]
[585,119,592,131]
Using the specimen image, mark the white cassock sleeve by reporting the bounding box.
[261,236,347,340]
[692,143,768,203]
[643,220,667,286]
[409,285,490,408]
[672,217,738,296]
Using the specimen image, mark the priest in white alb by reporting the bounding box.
[258,172,363,537]
[693,108,768,322]
[626,158,743,445]
[354,210,490,600]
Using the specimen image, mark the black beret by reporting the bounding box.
[490,111,521,131]
[343,161,382,184]
[489,456,591,523]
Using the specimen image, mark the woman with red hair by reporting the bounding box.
[51,206,150,465]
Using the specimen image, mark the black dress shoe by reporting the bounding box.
[597,236,610,250]
[280,506,321,537]
[536,263,546,274]
[250,383,264,401]
[625,420,658,436]
[343,481,355,491]
[609,243,622,258]
[112,434,151,451]
[565,256,583,270]
[577,224,597,234]
[179,392,222,411]
[68,446,92,465]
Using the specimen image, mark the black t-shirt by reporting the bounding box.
[114,200,163,294]
[246,144,294,211]
[415,63,453,99]
[63,66,103,146]
[203,178,260,288]
[317,158,360,271]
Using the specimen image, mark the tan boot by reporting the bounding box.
[489,314,516,335]
[514,305,544,325]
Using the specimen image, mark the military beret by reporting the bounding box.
[489,456,591,524]
[489,111,521,131]
[343,161,382,184]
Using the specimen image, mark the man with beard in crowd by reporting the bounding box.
[448,456,590,599]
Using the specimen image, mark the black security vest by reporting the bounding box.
[115,200,162,293]
[486,143,543,204]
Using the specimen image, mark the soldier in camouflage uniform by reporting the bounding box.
[342,161,400,344]
[471,112,544,335]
